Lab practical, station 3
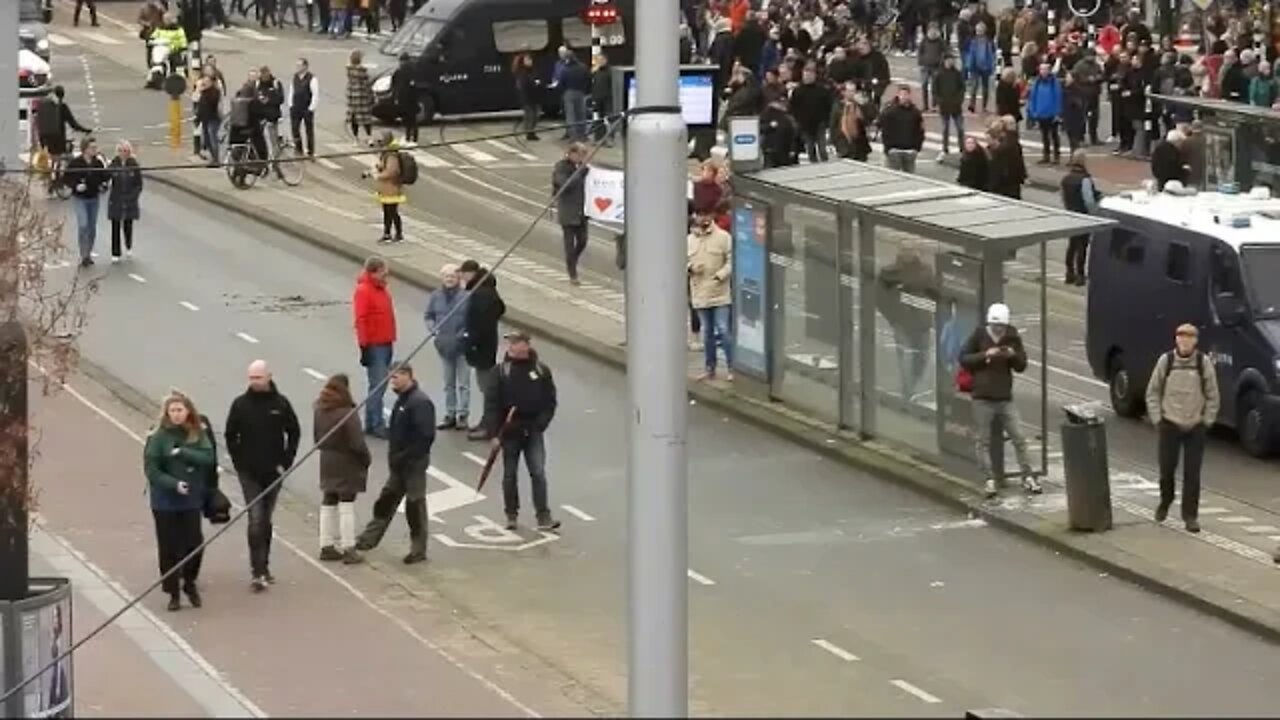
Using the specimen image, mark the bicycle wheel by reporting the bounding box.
[274,142,304,187]
[225,144,260,190]
[52,176,73,200]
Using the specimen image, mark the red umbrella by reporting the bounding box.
[475,408,516,495]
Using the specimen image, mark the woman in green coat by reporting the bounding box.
[144,391,217,612]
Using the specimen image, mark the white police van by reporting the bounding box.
[1087,185,1280,457]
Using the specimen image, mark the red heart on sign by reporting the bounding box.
[594,197,613,213]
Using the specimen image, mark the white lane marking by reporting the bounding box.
[202,29,231,39]
[1218,516,1255,524]
[235,332,260,344]
[81,31,124,45]
[811,638,860,662]
[1244,525,1280,534]
[1198,507,1230,515]
[891,679,942,704]
[686,568,715,586]
[282,189,363,220]
[127,273,147,283]
[1269,535,1280,542]
[485,139,537,161]
[232,27,277,41]
[461,451,487,467]
[302,367,327,381]
[47,33,76,47]
[36,365,543,718]
[452,143,499,164]
[178,301,200,312]
[411,149,455,168]
[560,504,595,522]
[316,158,343,171]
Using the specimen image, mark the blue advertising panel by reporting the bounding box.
[732,201,768,378]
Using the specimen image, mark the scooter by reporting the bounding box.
[145,38,186,90]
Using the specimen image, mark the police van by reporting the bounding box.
[371,0,635,124]
[1086,186,1280,457]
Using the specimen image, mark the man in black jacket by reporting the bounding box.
[932,55,966,157]
[392,53,419,143]
[224,360,301,591]
[789,64,834,163]
[356,364,436,564]
[486,333,560,532]
[460,260,507,441]
[760,92,798,168]
[879,85,925,173]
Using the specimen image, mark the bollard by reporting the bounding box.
[163,74,188,151]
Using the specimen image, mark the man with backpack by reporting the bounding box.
[485,332,561,533]
[1145,324,1220,533]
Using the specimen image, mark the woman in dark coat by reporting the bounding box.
[314,374,371,564]
[956,136,989,190]
[987,128,1026,199]
[513,53,543,141]
[107,140,143,262]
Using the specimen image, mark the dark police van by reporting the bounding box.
[371,0,636,124]
[1087,188,1280,456]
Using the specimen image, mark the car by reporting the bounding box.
[19,48,52,90]
[19,0,54,61]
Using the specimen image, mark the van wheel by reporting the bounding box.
[1238,390,1275,458]
[416,96,437,126]
[1108,354,1143,418]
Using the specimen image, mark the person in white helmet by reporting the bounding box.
[959,302,1040,498]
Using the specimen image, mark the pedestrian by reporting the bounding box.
[1117,53,1145,153]
[994,67,1022,122]
[957,136,989,190]
[460,260,506,441]
[387,0,404,31]
[759,91,799,168]
[551,143,589,285]
[918,23,945,111]
[64,137,109,268]
[878,85,925,173]
[789,64,833,163]
[314,374,371,564]
[688,210,734,382]
[963,22,997,113]
[933,54,966,159]
[1249,60,1278,107]
[224,360,301,592]
[878,245,936,403]
[287,58,319,158]
[278,0,302,27]
[1061,72,1088,156]
[485,332,561,533]
[1059,150,1101,286]
[356,364,435,564]
[1072,48,1103,145]
[513,53,543,141]
[330,0,349,37]
[425,263,471,430]
[1145,324,1219,534]
[346,50,375,144]
[193,68,223,167]
[353,255,397,439]
[365,131,405,243]
[73,0,99,26]
[557,49,591,142]
[392,53,419,144]
[145,391,216,612]
[829,83,871,161]
[1026,62,1062,164]
[1151,129,1188,190]
[590,53,614,145]
[959,303,1039,498]
[107,141,143,263]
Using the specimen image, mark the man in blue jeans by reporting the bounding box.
[687,211,734,381]
[63,137,109,267]
[354,256,398,438]
[486,332,561,533]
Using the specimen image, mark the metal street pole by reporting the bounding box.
[1,0,19,170]
[624,0,688,716]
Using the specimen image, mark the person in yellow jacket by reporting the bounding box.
[146,15,188,89]
[368,131,404,244]
[688,210,734,381]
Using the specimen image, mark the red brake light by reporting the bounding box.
[583,4,618,25]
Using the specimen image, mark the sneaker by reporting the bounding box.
[111,256,120,264]
[250,576,268,593]
[402,550,427,565]
[125,249,133,259]
[536,517,562,532]
[437,417,457,430]
[936,151,947,162]
[319,546,343,562]
[983,479,998,498]
[342,548,364,565]
[264,572,276,585]
[377,235,393,244]
[454,417,469,431]
[1154,502,1170,522]
[1022,476,1043,494]
[505,515,518,530]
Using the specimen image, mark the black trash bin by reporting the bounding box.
[1061,403,1112,532]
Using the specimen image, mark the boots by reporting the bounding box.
[338,501,363,564]
[319,504,341,561]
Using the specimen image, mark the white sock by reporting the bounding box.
[338,502,358,552]
[319,504,339,549]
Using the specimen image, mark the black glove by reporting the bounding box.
[359,345,370,367]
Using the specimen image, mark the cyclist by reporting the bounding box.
[35,86,93,191]
[227,77,263,184]
[253,66,285,173]
[145,13,188,90]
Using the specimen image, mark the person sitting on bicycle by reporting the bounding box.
[36,86,93,166]
[227,78,263,181]
[253,66,285,170]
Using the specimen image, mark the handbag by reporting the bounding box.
[955,366,974,394]
[204,487,231,524]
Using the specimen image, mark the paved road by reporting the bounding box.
[37,130,1280,716]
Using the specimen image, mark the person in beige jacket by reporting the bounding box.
[1144,323,1220,533]
[688,211,734,381]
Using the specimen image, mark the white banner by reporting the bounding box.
[584,166,625,223]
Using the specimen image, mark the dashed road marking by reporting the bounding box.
[485,139,537,161]
[282,189,363,220]
[1199,507,1230,515]
[231,27,278,41]
[461,451,488,467]
[178,301,200,312]
[1218,516,1255,524]
[411,149,455,168]
[316,158,343,171]
[47,33,76,47]
[452,143,498,164]
[560,504,595,522]
[811,638,859,662]
[890,679,942,704]
[686,569,715,586]
[127,273,147,283]
[302,367,327,381]
[1244,525,1280,534]
[235,332,260,344]
[202,29,231,39]
[81,31,123,45]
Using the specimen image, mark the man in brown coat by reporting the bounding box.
[688,210,733,381]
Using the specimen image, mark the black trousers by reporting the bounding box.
[1065,234,1089,279]
[561,223,588,280]
[382,203,403,239]
[1117,116,1136,151]
[111,219,134,258]
[290,109,315,156]
[401,104,419,143]
[322,491,357,505]
[74,0,97,24]
[1086,92,1101,143]
[239,474,281,577]
[357,464,427,554]
[1157,421,1205,521]
[1038,119,1060,160]
[153,509,203,596]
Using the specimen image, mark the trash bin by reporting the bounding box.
[1061,403,1112,532]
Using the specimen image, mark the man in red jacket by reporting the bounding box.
[354,256,398,439]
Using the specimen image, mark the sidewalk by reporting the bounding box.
[938,146,1151,194]
[140,141,1280,643]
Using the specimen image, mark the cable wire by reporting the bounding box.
[0,113,626,705]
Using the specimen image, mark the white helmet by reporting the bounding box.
[987,303,1011,325]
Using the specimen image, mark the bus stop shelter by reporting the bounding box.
[728,161,1114,482]
[1153,94,1280,192]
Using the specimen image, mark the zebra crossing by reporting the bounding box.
[323,139,546,172]
[46,25,284,49]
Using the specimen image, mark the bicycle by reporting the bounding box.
[42,137,83,200]
[222,121,304,189]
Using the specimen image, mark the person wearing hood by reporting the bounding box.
[1249,60,1278,107]
[224,360,301,593]
[353,255,398,438]
[425,264,471,430]
[313,374,371,565]
[956,136,989,190]
[485,332,561,532]
[959,303,1039,498]
[460,259,507,441]
[145,391,217,612]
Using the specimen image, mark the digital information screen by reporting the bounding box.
[626,73,716,126]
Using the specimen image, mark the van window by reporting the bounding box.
[1109,228,1146,265]
[382,17,446,57]
[1166,242,1191,283]
[439,26,478,62]
[562,16,595,48]
[1211,243,1244,296]
[493,19,549,53]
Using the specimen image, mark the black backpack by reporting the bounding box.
[397,150,418,185]
[36,101,62,139]
[1161,350,1208,396]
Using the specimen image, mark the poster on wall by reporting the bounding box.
[583,167,625,224]
[732,201,768,378]
[24,596,72,719]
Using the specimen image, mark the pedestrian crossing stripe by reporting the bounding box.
[484,139,537,161]
[47,33,76,47]
[80,31,123,45]
[202,29,232,40]
[411,149,452,168]
[230,27,277,41]
[452,143,498,164]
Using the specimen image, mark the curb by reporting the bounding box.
[148,171,1280,645]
